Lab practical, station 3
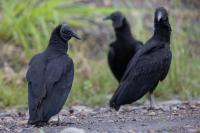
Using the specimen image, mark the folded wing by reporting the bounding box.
[110,45,171,109]
[27,55,74,123]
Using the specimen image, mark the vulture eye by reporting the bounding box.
[63,30,71,35]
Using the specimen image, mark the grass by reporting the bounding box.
[0,72,27,108]
[0,0,119,58]
[0,0,199,108]
[68,58,117,106]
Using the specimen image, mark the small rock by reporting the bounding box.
[132,118,136,121]
[161,106,170,112]
[129,128,136,133]
[147,129,156,133]
[148,112,156,116]
[17,120,28,126]
[14,128,23,133]
[99,107,110,113]
[139,109,148,114]
[188,128,200,133]
[4,116,14,122]
[69,109,74,114]
[70,106,94,115]
[60,109,69,116]
[70,116,77,119]
[18,111,26,117]
[171,106,178,111]
[178,105,187,110]
[118,116,123,119]
[107,119,114,123]
[141,123,147,126]
[160,99,181,105]
[172,112,179,116]
[60,127,85,133]
[195,101,200,107]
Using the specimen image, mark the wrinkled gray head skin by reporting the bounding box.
[104,11,125,28]
[154,7,170,28]
[59,24,80,41]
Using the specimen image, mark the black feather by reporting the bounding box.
[106,11,143,82]
[110,7,172,110]
[26,24,77,125]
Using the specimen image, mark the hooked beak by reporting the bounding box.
[61,24,81,40]
[157,12,162,22]
[103,15,112,21]
[71,30,81,40]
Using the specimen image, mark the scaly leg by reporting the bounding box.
[57,113,60,125]
[148,92,157,110]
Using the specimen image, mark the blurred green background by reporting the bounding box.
[0,0,199,108]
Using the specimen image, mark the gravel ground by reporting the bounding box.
[0,99,200,133]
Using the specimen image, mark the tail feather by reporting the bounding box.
[109,82,129,111]
[28,109,45,125]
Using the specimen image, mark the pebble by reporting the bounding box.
[148,112,156,116]
[60,127,85,133]
[14,128,23,133]
[16,120,27,126]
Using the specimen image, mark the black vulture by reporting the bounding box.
[26,24,80,125]
[110,7,172,111]
[104,11,143,82]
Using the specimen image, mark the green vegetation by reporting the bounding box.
[0,0,199,108]
[0,72,27,107]
[0,0,117,58]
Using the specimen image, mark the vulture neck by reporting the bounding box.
[115,19,135,44]
[154,23,171,43]
[48,32,68,54]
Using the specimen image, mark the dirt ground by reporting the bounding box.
[0,99,200,133]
